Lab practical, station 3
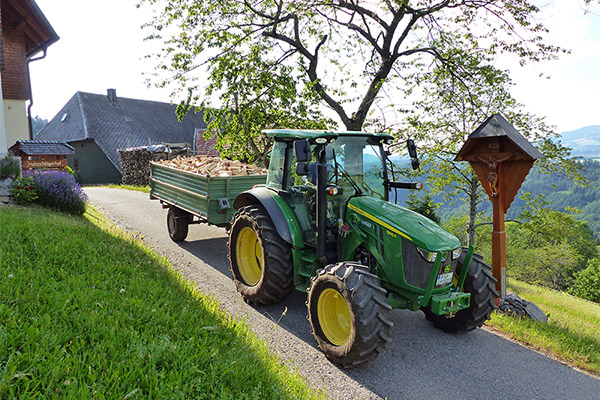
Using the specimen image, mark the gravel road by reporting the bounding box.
[86,187,600,399]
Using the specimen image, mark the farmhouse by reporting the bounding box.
[35,89,212,184]
[0,0,58,154]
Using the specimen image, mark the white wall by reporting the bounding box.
[3,100,29,149]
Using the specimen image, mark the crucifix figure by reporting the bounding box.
[475,154,513,197]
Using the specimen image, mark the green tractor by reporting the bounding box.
[229,129,497,367]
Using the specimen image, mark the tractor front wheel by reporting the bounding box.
[423,250,498,332]
[307,262,393,367]
[167,206,191,242]
[228,205,293,305]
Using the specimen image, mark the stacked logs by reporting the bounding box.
[156,155,267,177]
[119,147,152,186]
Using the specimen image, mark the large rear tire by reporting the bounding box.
[167,206,190,242]
[228,205,293,305]
[423,250,498,332]
[307,262,393,367]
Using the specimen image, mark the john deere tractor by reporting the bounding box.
[229,130,497,367]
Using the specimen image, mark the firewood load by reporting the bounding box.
[119,147,152,186]
[156,155,267,177]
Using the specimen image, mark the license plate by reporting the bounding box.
[436,272,453,286]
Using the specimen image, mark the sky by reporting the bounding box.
[28,0,600,135]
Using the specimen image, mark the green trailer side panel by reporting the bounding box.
[150,162,267,226]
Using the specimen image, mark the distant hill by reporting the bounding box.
[557,125,600,158]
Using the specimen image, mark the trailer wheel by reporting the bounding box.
[422,250,498,332]
[228,205,293,305]
[167,206,191,242]
[307,262,393,367]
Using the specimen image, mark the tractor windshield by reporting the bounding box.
[328,136,386,199]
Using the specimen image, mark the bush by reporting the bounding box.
[569,259,600,303]
[0,155,21,179]
[29,170,88,215]
[10,177,38,205]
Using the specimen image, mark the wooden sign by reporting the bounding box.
[22,159,68,170]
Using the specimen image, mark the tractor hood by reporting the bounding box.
[346,196,461,252]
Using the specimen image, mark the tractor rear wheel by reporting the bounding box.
[167,206,191,242]
[307,262,393,367]
[423,250,498,332]
[228,205,293,305]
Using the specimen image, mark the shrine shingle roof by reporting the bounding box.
[10,140,74,155]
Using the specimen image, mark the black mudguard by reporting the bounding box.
[233,188,295,246]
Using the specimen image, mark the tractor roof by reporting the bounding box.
[263,129,393,141]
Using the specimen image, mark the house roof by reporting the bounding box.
[9,140,74,155]
[35,90,208,170]
[1,0,59,60]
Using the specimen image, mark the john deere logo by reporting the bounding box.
[360,219,372,228]
[444,265,452,273]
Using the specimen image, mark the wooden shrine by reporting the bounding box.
[455,114,543,300]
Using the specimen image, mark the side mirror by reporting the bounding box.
[296,162,309,176]
[294,139,311,163]
[407,139,418,159]
[407,139,420,170]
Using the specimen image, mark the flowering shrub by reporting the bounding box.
[30,170,88,215]
[0,155,21,179]
[11,177,38,205]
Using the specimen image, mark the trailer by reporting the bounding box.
[149,161,267,240]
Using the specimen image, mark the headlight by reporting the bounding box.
[417,247,438,263]
[451,248,462,260]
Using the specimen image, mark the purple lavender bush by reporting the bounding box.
[30,170,88,215]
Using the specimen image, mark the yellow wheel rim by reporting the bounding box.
[317,288,352,346]
[236,227,263,286]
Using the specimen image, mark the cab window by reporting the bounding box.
[266,142,287,191]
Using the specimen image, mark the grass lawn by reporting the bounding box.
[0,205,322,399]
[488,279,600,376]
[101,184,150,193]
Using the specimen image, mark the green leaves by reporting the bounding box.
[196,39,333,165]
[506,199,598,290]
[138,0,567,132]
[570,259,600,303]
[400,25,584,247]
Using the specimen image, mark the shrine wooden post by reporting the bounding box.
[455,114,542,301]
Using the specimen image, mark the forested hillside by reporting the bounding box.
[410,160,600,238]
[509,160,600,236]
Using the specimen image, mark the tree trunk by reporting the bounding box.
[467,176,479,247]
[342,59,395,131]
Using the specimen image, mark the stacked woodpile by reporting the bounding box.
[119,147,152,186]
[156,155,267,177]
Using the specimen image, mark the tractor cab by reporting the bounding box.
[263,130,392,260]
[263,129,420,263]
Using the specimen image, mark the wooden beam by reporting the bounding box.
[3,0,52,53]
